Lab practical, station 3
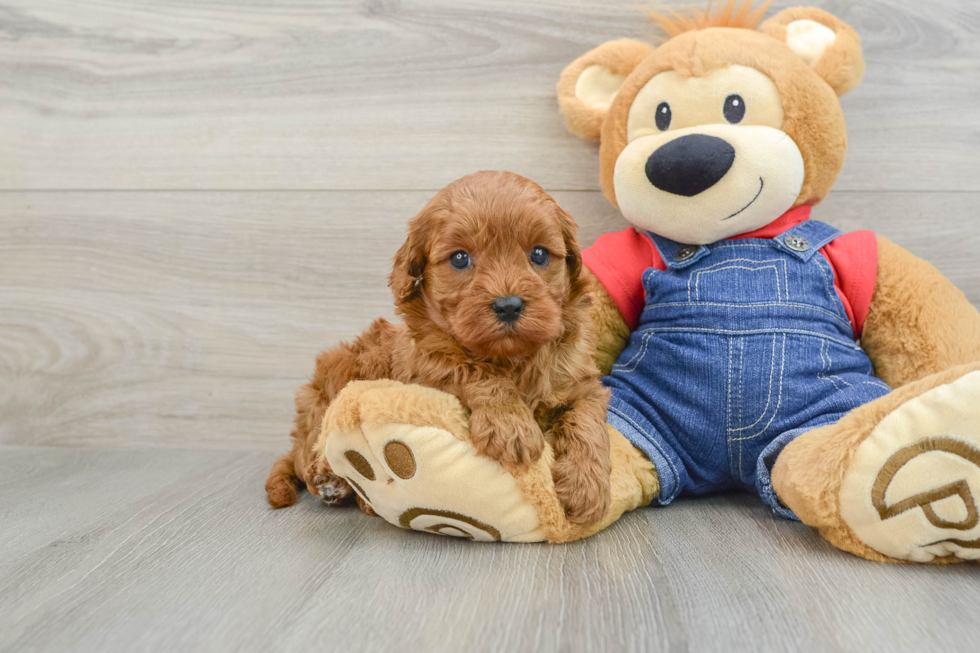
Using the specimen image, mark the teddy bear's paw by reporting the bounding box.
[321,380,547,542]
[839,370,980,563]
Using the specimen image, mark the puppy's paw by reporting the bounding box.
[470,408,546,474]
[313,474,354,506]
[552,456,612,526]
[356,494,378,517]
[266,476,298,509]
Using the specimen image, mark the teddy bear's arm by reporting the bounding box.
[582,266,631,376]
[861,237,980,389]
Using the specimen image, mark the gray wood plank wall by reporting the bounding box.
[2,1,979,651]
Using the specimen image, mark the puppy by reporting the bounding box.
[265,170,612,525]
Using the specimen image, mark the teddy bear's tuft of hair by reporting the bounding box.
[644,0,773,40]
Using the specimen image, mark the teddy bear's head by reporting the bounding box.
[558,2,864,245]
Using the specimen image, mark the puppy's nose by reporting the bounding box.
[492,296,525,323]
[645,134,735,196]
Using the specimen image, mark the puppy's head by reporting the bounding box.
[390,170,584,360]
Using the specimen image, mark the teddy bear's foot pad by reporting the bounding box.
[840,371,980,562]
[321,381,546,542]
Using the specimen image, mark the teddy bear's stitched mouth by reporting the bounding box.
[722,177,764,221]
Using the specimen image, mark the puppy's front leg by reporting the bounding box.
[464,378,546,473]
[549,384,612,526]
[282,318,395,510]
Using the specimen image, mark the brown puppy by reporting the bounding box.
[265,171,612,525]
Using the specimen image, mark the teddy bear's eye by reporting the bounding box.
[655,102,672,131]
[723,94,745,124]
[449,250,471,270]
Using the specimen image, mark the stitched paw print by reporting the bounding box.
[320,380,545,542]
[840,370,980,562]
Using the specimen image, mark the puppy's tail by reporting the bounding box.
[265,452,299,508]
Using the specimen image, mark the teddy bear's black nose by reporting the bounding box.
[492,296,525,323]
[645,134,736,197]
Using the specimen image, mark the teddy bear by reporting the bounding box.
[317,2,980,563]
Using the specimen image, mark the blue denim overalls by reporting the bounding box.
[603,220,891,518]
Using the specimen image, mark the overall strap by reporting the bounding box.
[646,232,711,270]
[770,220,842,262]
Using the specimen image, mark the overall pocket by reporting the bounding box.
[726,333,787,482]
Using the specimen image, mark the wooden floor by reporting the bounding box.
[2,1,979,651]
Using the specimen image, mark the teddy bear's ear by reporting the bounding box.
[557,39,655,142]
[760,7,865,96]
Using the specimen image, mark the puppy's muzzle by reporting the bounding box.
[645,133,735,197]
[492,296,525,323]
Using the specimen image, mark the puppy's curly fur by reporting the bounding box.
[265,171,612,525]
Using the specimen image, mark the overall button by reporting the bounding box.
[674,245,698,262]
[784,234,810,252]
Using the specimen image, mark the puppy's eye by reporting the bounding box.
[529,246,550,267]
[723,94,745,124]
[449,250,471,270]
[655,102,671,131]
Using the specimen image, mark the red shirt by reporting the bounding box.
[582,206,877,338]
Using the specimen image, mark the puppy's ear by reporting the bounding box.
[554,204,583,294]
[389,205,435,306]
[760,7,865,96]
